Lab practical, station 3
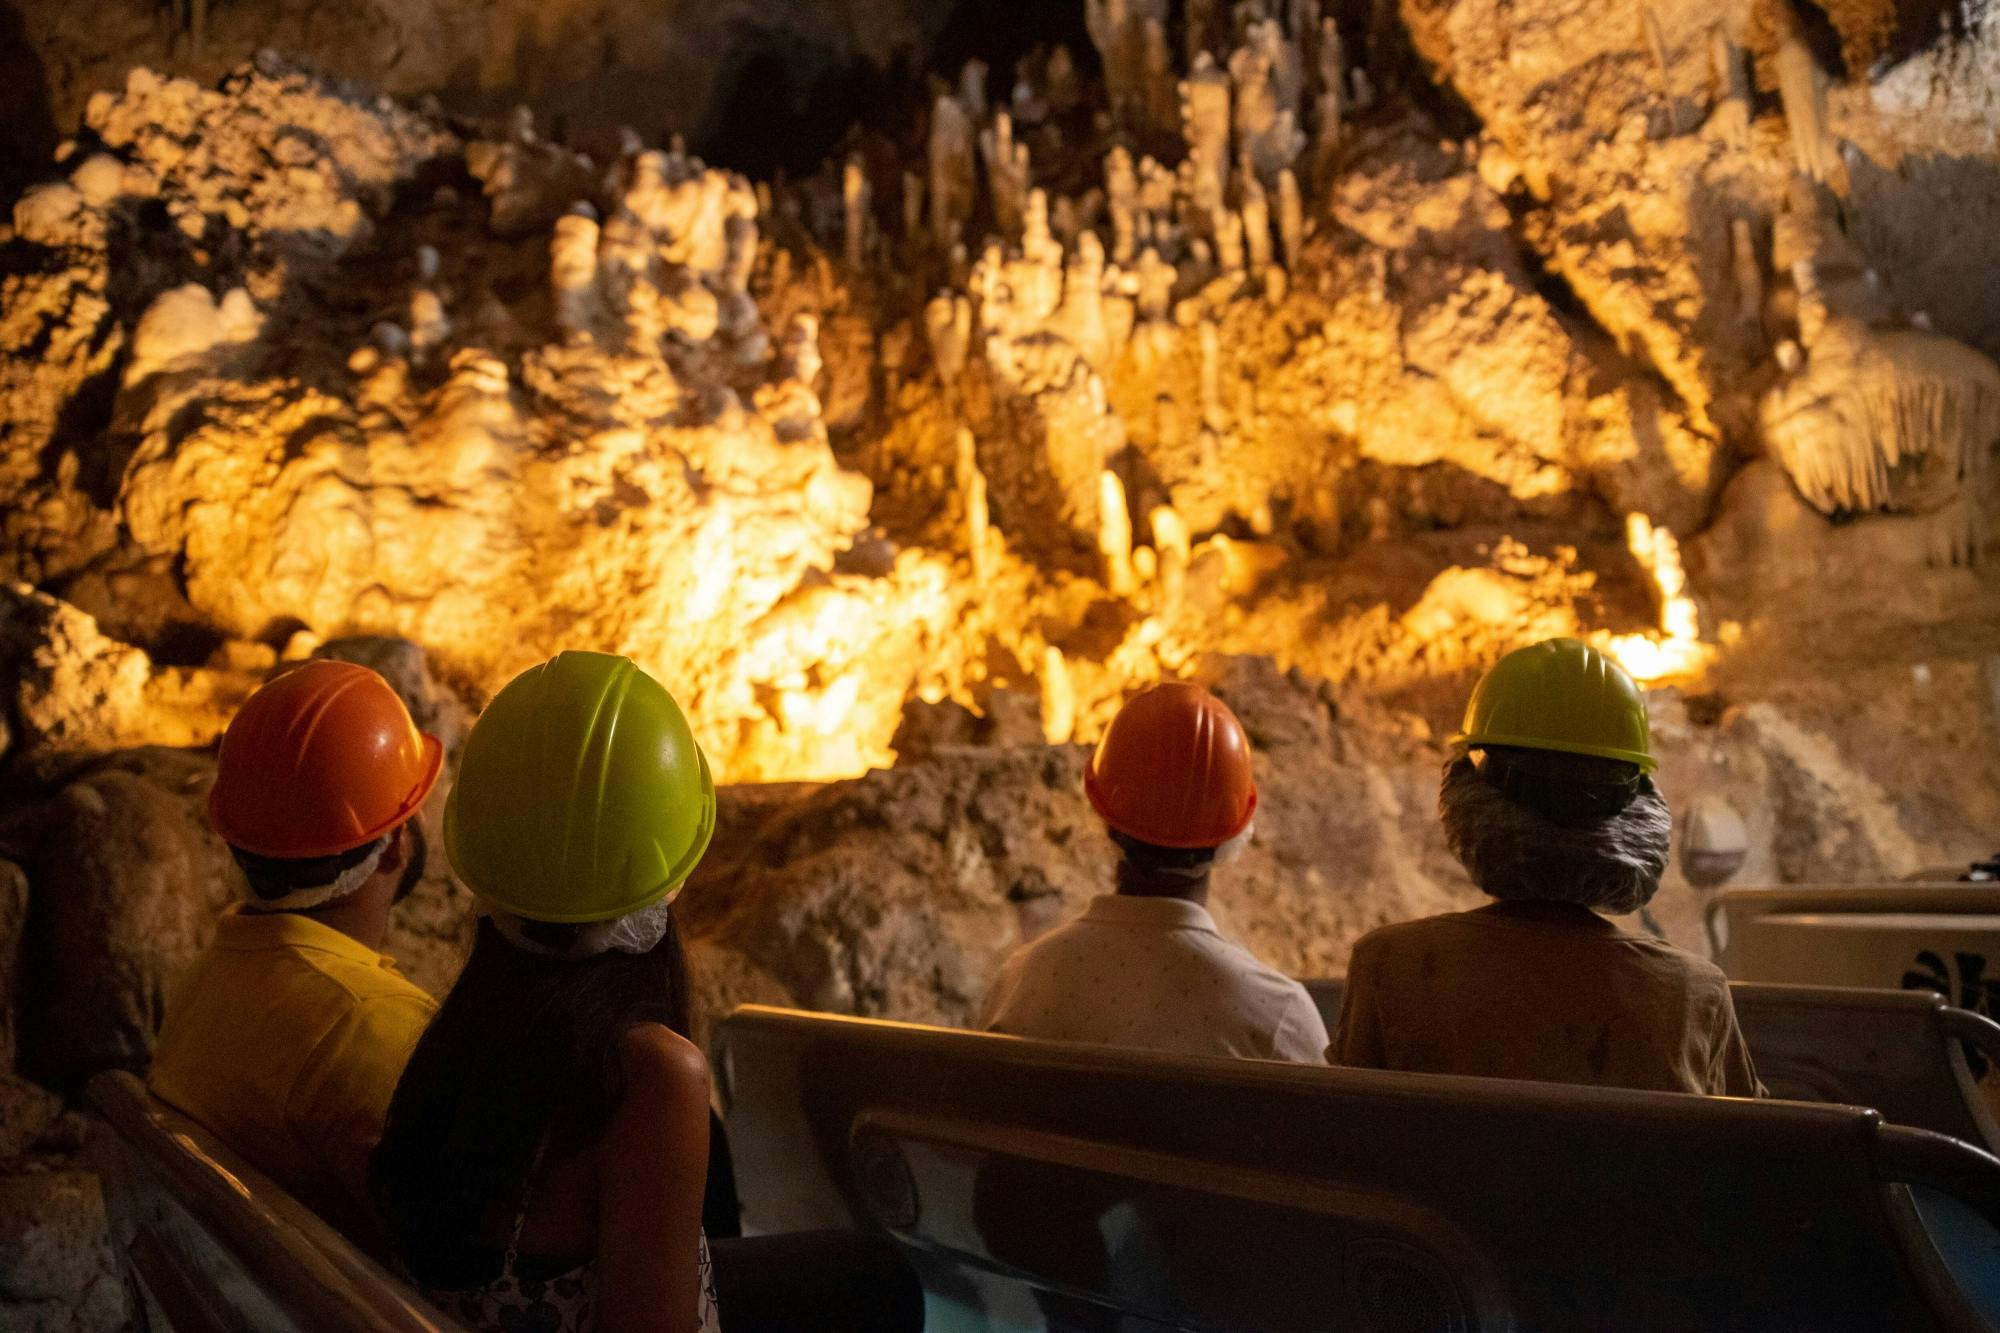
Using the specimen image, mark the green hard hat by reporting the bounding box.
[1451,637,1657,773]
[445,651,716,923]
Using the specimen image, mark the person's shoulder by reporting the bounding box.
[1623,933,1732,992]
[620,1023,710,1094]
[1349,912,1468,956]
[284,940,434,1005]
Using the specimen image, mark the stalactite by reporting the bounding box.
[1762,317,2000,515]
[1187,0,1223,68]
[1772,4,1844,187]
[1707,25,1751,145]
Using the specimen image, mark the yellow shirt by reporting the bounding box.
[149,908,437,1241]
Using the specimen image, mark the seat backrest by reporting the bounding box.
[1712,884,2000,998]
[1304,976,1345,1033]
[718,1005,2000,1333]
[85,1072,462,1333]
[1730,982,2000,1155]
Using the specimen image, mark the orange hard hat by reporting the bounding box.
[209,660,443,859]
[1085,682,1256,849]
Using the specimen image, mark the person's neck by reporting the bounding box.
[290,892,388,952]
[1114,862,1211,909]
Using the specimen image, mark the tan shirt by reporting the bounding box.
[1332,902,1762,1096]
[980,895,1328,1063]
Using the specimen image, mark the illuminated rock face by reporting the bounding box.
[0,10,1995,1318]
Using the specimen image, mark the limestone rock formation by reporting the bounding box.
[14,750,238,1085]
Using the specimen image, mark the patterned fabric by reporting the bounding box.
[423,1143,723,1333]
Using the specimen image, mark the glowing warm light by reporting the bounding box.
[1599,513,1716,685]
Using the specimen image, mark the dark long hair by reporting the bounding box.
[370,914,690,1284]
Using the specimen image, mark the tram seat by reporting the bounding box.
[1730,982,2000,1156]
[1304,977,2000,1156]
[717,1004,2000,1333]
[84,1071,464,1333]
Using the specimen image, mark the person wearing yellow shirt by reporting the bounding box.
[150,660,444,1245]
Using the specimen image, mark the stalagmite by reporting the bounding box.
[1180,54,1232,218]
[408,287,451,359]
[959,61,990,121]
[1105,147,1139,264]
[1045,46,1082,116]
[925,292,973,384]
[956,428,995,583]
[929,94,975,249]
[1141,18,1180,137]
[842,156,871,269]
[1791,259,1830,348]
[1312,17,1346,184]
[1041,645,1076,744]
[1088,0,1171,132]
[1731,217,1762,327]
[1215,207,1246,273]
[1200,318,1228,432]
[1059,231,1113,365]
[1276,168,1304,271]
[1135,248,1177,323]
[1241,166,1272,274]
[901,171,923,238]
[550,211,603,336]
[1708,25,1751,144]
[1229,35,1284,185]
[979,111,1032,238]
[1150,504,1190,616]
[1099,470,1137,595]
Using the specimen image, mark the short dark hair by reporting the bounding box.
[1110,829,1217,874]
[230,836,385,902]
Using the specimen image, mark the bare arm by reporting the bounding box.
[597,1024,713,1333]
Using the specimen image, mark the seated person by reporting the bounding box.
[371,651,722,1333]
[981,682,1327,1063]
[1332,638,1763,1096]
[150,660,442,1243]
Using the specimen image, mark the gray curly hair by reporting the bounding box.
[1440,756,1670,914]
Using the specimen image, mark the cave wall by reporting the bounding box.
[2,0,958,196]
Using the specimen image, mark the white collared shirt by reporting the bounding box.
[978,894,1328,1063]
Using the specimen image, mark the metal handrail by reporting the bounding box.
[85,1072,465,1333]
